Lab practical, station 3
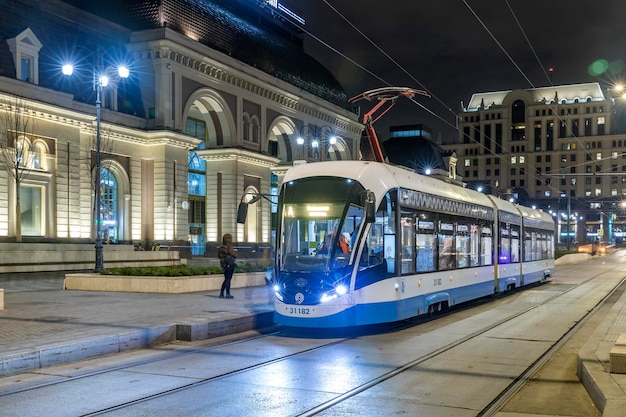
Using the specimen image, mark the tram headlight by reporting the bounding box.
[335,284,348,296]
[320,283,349,303]
[272,281,284,301]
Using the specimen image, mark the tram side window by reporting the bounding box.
[499,226,511,264]
[355,193,395,290]
[545,231,554,258]
[541,233,548,259]
[469,224,481,266]
[438,220,455,270]
[416,218,435,272]
[400,212,416,274]
[523,231,532,262]
[511,227,520,263]
[531,231,539,260]
[361,192,395,272]
[455,222,471,268]
[481,226,493,265]
[523,228,553,261]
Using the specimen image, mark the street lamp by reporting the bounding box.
[62,61,129,271]
[296,125,339,162]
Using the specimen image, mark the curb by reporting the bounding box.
[0,311,272,378]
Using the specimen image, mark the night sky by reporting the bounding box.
[298,1,626,141]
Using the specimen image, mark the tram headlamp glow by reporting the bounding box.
[272,284,281,292]
[320,284,348,303]
[335,284,348,296]
[321,293,336,303]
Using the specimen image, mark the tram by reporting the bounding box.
[271,160,555,328]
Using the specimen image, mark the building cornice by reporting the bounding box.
[196,147,281,168]
[0,88,200,150]
[128,28,363,136]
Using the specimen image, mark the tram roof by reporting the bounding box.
[516,204,555,230]
[283,161,494,208]
[283,161,554,229]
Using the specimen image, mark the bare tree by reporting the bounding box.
[0,94,37,242]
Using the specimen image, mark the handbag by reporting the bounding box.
[224,254,237,270]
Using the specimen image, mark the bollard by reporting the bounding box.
[0,288,3,310]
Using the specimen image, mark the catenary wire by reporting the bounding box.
[314,1,615,213]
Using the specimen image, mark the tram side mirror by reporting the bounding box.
[364,190,376,223]
[237,202,249,224]
[237,194,265,223]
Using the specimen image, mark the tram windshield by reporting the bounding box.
[278,177,365,272]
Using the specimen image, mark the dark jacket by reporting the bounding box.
[218,233,237,268]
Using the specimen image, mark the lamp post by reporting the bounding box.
[62,61,129,271]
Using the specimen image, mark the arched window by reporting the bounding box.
[511,100,526,141]
[15,136,30,167]
[242,113,250,142]
[32,142,45,169]
[512,100,525,123]
[100,167,118,243]
[251,115,260,143]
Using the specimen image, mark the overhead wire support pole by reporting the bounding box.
[349,87,430,163]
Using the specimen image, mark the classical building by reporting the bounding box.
[0,0,362,261]
[440,82,626,247]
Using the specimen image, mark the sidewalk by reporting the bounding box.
[0,270,275,377]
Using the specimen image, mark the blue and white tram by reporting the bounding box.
[272,161,554,328]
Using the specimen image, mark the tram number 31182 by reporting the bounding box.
[288,307,311,315]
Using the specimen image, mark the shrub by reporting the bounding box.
[102,262,267,276]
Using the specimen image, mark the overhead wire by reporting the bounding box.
[455,0,608,210]
[504,0,553,87]
[319,0,463,128]
[316,0,545,192]
[313,0,615,215]
[461,0,535,89]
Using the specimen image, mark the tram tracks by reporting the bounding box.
[297,263,621,416]
[0,261,617,416]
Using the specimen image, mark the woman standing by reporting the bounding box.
[217,233,238,299]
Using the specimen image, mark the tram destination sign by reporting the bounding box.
[400,189,494,221]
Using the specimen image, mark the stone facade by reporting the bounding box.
[0,0,363,264]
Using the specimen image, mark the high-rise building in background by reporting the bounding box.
[439,83,626,247]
